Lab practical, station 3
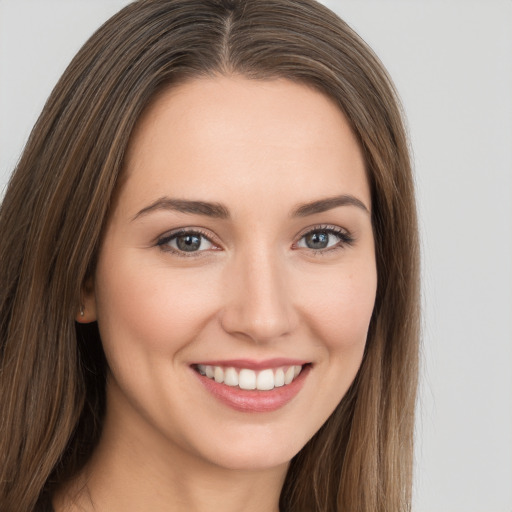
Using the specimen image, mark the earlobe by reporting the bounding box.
[76,278,97,323]
[75,302,97,323]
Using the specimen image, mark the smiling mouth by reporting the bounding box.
[193,364,309,391]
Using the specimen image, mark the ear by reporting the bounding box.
[75,277,97,323]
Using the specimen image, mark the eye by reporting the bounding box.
[157,229,216,255]
[295,226,353,251]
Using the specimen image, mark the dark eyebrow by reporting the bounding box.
[132,197,230,221]
[291,194,370,217]
[133,194,368,221]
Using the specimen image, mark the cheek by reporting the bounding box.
[298,263,377,354]
[94,251,220,361]
[297,263,377,424]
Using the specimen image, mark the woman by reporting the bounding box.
[0,0,420,511]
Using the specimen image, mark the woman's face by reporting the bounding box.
[85,76,377,471]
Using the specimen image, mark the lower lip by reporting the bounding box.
[194,365,311,413]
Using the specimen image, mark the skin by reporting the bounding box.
[61,75,377,512]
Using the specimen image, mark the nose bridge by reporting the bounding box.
[221,242,295,342]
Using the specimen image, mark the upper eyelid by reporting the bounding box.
[295,224,351,239]
[157,227,217,244]
[156,229,219,257]
[294,224,355,249]
[157,223,349,237]
[156,224,353,250]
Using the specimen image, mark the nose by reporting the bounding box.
[219,247,297,343]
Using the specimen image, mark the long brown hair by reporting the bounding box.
[0,1,420,510]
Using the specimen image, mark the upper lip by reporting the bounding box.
[191,358,310,370]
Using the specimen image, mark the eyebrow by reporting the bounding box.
[132,193,369,221]
[291,194,370,217]
[132,198,230,220]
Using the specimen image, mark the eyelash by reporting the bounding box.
[294,225,355,254]
[156,228,218,257]
[156,225,354,257]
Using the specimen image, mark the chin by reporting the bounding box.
[183,421,313,472]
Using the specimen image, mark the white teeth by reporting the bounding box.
[274,368,285,387]
[214,366,224,383]
[198,364,305,390]
[256,369,274,390]
[224,367,239,387]
[239,369,257,390]
[284,366,295,385]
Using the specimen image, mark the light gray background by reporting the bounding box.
[1,1,511,510]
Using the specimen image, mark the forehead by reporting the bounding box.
[121,75,369,214]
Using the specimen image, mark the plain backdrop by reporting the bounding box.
[1,1,511,511]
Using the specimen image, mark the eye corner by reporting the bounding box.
[156,227,221,257]
[294,224,355,253]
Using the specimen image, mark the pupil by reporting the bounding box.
[306,232,328,249]
[177,234,201,252]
